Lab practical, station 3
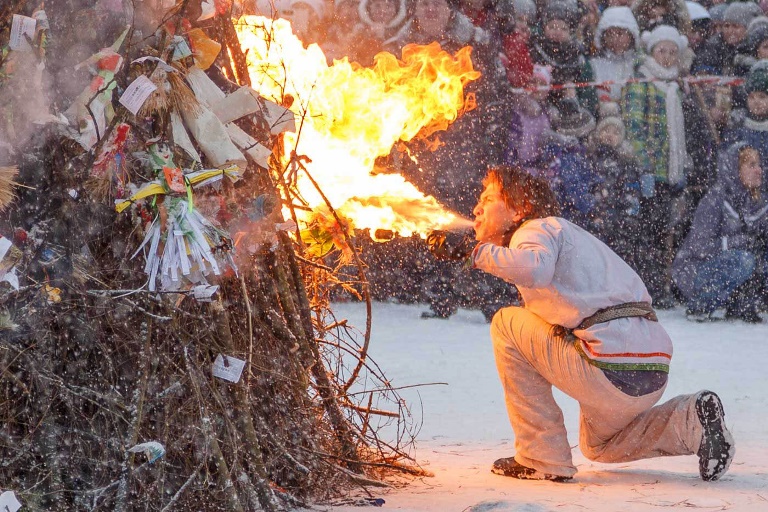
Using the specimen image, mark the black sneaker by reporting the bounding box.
[696,391,735,481]
[686,309,715,323]
[420,310,451,319]
[725,307,763,324]
[491,457,572,482]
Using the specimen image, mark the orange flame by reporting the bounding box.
[234,16,479,237]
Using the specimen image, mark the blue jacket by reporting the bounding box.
[672,141,768,297]
[541,140,599,230]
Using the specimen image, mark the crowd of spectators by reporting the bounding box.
[243,0,768,323]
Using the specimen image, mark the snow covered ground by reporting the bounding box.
[327,302,768,512]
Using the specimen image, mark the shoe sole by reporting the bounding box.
[491,466,572,482]
[697,392,735,481]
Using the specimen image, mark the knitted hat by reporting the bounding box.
[748,20,768,52]
[596,116,626,143]
[595,7,640,50]
[748,15,768,33]
[686,2,710,21]
[746,60,768,94]
[641,25,688,52]
[598,100,621,119]
[514,0,537,22]
[709,4,728,23]
[541,0,581,29]
[358,0,407,29]
[723,2,759,27]
[553,98,596,138]
[532,64,552,85]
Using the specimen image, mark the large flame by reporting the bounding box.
[234,16,479,237]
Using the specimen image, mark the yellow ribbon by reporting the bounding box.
[115,165,240,213]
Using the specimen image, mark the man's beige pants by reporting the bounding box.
[491,306,705,478]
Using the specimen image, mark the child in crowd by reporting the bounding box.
[686,1,712,53]
[587,102,643,268]
[357,0,409,60]
[724,60,768,162]
[632,0,692,33]
[694,2,758,75]
[507,64,559,170]
[591,6,641,102]
[620,24,690,307]
[323,0,371,63]
[386,0,489,50]
[734,17,768,75]
[673,142,767,323]
[542,96,599,229]
[530,0,598,114]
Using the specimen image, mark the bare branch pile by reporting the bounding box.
[0,1,423,510]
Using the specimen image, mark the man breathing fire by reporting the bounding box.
[426,165,734,482]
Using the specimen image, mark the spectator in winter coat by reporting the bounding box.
[386,0,490,51]
[323,0,372,63]
[356,0,410,59]
[587,104,643,268]
[620,24,691,307]
[632,0,691,33]
[530,0,599,114]
[425,164,734,483]
[506,64,562,170]
[453,0,532,86]
[707,3,729,38]
[723,60,768,161]
[733,17,768,76]
[591,6,641,102]
[452,0,526,165]
[686,1,712,53]
[693,2,758,76]
[543,97,600,228]
[506,64,577,174]
[672,142,767,322]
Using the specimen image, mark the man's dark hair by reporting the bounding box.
[482,165,561,219]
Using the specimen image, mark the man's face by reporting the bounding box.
[722,22,747,46]
[369,0,398,23]
[602,27,634,55]
[739,148,763,190]
[544,19,571,43]
[757,39,768,59]
[472,182,524,244]
[597,124,622,148]
[414,0,452,36]
[651,40,679,69]
[748,90,768,118]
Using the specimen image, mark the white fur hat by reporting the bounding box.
[641,25,688,53]
[358,0,407,29]
[291,0,326,19]
[595,7,640,50]
[686,1,710,22]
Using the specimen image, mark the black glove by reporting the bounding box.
[426,230,476,261]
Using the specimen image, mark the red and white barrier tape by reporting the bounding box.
[510,75,744,94]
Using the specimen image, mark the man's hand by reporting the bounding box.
[426,230,476,261]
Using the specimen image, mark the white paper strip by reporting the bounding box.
[171,111,201,163]
[119,75,158,116]
[192,284,219,302]
[212,86,263,125]
[0,490,22,512]
[212,354,246,383]
[0,236,12,262]
[128,441,166,463]
[226,124,272,168]
[9,15,36,51]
